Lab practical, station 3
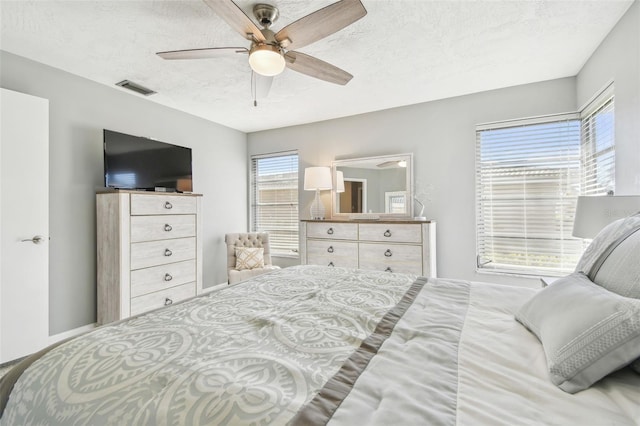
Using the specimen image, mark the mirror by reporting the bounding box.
[332,153,413,218]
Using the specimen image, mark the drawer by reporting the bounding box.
[131,259,196,298]
[130,282,195,317]
[359,223,422,243]
[130,194,197,216]
[306,222,358,240]
[307,240,358,268]
[358,243,423,275]
[131,215,196,242]
[130,237,196,270]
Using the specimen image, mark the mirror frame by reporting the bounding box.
[331,153,414,219]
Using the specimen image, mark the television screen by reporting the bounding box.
[103,129,192,192]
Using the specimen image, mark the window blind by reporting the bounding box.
[476,117,585,276]
[581,96,615,196]
[251,152,299,255]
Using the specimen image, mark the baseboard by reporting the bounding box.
[49,323,97,345]
[201,282,228,293]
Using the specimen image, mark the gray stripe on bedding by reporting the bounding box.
[290,276,429,425]
[326,278,470,425]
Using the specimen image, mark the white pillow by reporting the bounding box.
[235,247,265,271]
[515,272,640,393]
[575,213,640,277]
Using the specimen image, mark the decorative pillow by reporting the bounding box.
[575,213,640,276]
[590,228,640,299]
[235,247,264,271]
[515,272,640,393]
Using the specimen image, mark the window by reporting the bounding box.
[476,90,615,276]
[581,86,615,196]
[250,152,299,256]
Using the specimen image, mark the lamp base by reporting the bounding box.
[310,189,325,220]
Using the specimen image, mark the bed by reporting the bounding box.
[1,215,640,425]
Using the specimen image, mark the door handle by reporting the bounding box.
[21,235,48,245]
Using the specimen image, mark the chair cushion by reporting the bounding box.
[235,247,264,270]
[225,233,273,271]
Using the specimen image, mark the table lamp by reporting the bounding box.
[304,167,332,220]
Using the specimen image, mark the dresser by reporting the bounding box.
[300,220,436,277]
[97,190,203,324]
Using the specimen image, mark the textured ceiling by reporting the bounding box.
[0,0,633,133]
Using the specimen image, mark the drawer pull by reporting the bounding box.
[384,249,392,257]
[384,229,392,237]
[164,201,173,210]
[327,227,334,235]
[164,273,173,281]
[164,224,173,232]
[385,267,393,273]
[327,246,334,253]
[328,261,335,267]
[164,298,173,306]
[164,249,173,257]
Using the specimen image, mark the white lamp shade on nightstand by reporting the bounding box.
[304,167,332,220]
[572,195,640,238]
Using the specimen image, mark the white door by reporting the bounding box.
[0,88,49,363]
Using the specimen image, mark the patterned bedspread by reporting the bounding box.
[3,265,638,424]
[0,266,419,425]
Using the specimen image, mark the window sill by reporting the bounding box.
[476,268,567,280]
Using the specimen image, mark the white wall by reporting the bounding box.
[577,0,640,195]
[1,51,247,335]
[248,77,577,288]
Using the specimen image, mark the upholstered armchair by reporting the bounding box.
[225,232,280,285]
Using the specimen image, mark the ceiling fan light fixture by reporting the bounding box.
[248,44,285,77]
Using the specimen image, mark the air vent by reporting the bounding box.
[115,80,156,96]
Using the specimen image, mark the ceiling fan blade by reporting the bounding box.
[284,51,353,85]
[157,47,248,60]
[275,0,366,51]
[202,0,265,43]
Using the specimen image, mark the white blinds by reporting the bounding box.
[251,152,299,255]
[581,96,615,196]
[476,117,585,275]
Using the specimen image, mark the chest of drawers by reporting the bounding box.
[301,220,436,277]
[97,191,203,324]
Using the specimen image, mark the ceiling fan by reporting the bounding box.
[157,0,367,100]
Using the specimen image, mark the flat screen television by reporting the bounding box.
[103,129,192,192]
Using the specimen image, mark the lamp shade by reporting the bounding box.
[304,167,332,191]
[572,195,640,238]
[336,170,345,193]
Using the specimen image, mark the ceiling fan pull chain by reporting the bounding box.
[251,71,258,107]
